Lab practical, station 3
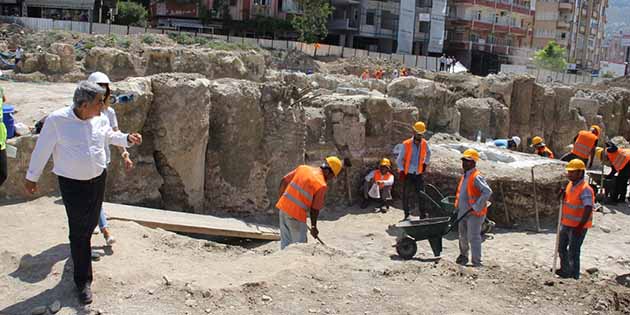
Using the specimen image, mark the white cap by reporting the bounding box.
[87,72,111,84]
[512,136,521,146]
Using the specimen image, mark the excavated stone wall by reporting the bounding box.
[3,54,630,223]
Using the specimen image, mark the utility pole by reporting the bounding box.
[99,0,103,23]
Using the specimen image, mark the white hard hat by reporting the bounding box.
[87,72,111,84]
[512,136,521,146]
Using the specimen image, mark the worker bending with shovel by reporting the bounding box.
[598,143,630,203]
[556,159,594,279]
[455,149,493,267]
[561,125,601,166]
[276,156,343,249]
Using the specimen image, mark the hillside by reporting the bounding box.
[606,0,630,35]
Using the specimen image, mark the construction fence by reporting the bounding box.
[500,64,602,85]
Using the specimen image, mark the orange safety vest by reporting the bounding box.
[561,180,594,228]
[402,138,428,175]
[276,165,327,223]
[536,146,555,159]
[606,149,630,172]
[571,130,597,159]
[454,169,488,217]
[374,170,393,187]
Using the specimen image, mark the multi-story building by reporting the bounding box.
[326,0,448,55]
[532,0,608,71]
[445,0,535,75]
[0,0,97,20]
[602,31,629,64]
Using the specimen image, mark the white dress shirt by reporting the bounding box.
[102,107,118,164]
[26,106,130,182]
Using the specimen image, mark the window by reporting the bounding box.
[418,21,430,33]
[470,33,479,42]
[366,11,375,25]
[381,10,395,30]
[230,0,237,6]
[476,10,482,20]
[561,32,566,39]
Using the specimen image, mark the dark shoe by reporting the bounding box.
[79,284,93,304]
[360,199,370,209]
[455,255,468,265]
[554,269,571,279]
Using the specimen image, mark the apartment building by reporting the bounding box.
[445,0,535,75]
[0,0,97,20]
[532,0,608,71]
[326,0,447,55]
[602,31,629,64]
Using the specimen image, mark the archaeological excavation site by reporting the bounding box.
[1,24,630,315]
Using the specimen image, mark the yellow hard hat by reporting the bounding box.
[595,147,604,161]
[531,136,543,146]
[413,121,426,134]
[325,156,343,176]
[461,149,480,162]
[380,158,391,168]
[591,125,601,136]
[566,159,586,171]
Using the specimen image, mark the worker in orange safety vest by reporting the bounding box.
[276,156,343,249]
[396,121,431,220]
[597,143,630,203]
[561,125,601,167]
[556,159,594,280]
[454,149,493,267]
[530,136,555,159]
[361,158,395,211]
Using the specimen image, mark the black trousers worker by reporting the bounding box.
[58,170,107,289]
[402,173,427,218]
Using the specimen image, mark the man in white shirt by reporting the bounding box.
[24,81,142,304]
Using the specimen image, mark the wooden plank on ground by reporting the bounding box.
[104,202,279,241]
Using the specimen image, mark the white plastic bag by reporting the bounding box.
[368,182,380,199]
[5,144,17,158]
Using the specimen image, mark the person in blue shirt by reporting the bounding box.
[493,136,521,149]
[396,122,431,220]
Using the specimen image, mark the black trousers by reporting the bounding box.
[402,174,425,217]
[0,149,7,187]
[613,164,630,201]
[558,225,587,279]
[58,170,107,289]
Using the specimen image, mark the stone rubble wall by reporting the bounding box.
[3,51,630,223]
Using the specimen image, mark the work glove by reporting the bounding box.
[310,226,319,239]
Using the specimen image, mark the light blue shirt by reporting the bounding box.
[570,179,594,208]
[396,140,431,174]
[457,168,493,217]
[494,139,508,148]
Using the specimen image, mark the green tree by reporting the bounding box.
[290,0,332,43]
[116,1,149,26]
[533,41,568,72]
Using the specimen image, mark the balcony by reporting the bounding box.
[250,4,272,17]
[331,0,360,6]
[557,20,571,29]
[453,15,530,36]
[558,0,572,10]
[453,0,533,16]
[447,40,536,57]
[328,18,359,30]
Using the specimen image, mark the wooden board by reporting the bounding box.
[104,202,279,241]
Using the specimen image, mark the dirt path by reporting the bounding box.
[1,196,629,315]
[1,81,75,127]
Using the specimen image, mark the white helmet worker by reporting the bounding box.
[87,72,111,84]
[511,136,521,147]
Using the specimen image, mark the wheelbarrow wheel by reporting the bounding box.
[396,237,417,260]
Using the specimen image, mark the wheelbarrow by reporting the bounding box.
[394,185,494,260]
[394,195,469,259]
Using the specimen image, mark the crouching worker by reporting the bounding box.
[598,144,630,203]
[361,158,394,211]
[557,159,594,279]
[276,156,343,249]
[455,149,493,267]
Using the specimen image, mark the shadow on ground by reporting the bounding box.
[2,244,90,315]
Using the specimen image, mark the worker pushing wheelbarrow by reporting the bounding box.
[393,186,494,260]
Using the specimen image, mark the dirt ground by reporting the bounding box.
[1,196,630,315]
[1,81,75,127]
